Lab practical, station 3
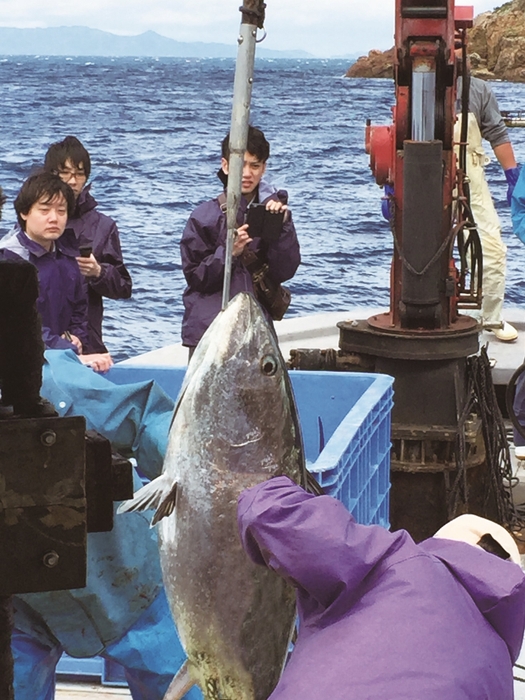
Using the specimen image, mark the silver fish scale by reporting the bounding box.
[159,293,304,700]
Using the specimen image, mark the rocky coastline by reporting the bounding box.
[347,0,525,82]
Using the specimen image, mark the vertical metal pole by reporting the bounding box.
[412,68,436,141]
[221,2,266,310]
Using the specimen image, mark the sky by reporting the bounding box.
[0,0,507,57]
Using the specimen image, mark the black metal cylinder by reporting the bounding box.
[401,141,444,319]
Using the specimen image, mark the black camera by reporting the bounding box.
[246,204,285,241]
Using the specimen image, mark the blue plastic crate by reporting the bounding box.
[286,371,393,527]
[106,366,393,527]
[102,658,128,686]
[56,654,103,680]
[56,654,127,686]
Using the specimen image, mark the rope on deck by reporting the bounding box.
[449,345,518,526]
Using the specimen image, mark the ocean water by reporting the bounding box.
[1,56,525,362]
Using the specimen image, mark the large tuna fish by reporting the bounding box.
[119,292,309,700]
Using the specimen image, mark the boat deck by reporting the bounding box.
[118,306,525,389]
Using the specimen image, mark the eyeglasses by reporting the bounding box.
[56,168,87,182]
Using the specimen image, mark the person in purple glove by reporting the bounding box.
[454,59,520,342]
[44,136,132,355]
[381,69,519,342]
[238,476,525,700]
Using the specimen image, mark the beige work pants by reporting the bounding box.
[454,113,506,327]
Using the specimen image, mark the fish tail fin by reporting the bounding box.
[305,469,324,496]
[163,660,197,700]
[117,474,178,526]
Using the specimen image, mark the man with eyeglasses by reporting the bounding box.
[44,135,132,355]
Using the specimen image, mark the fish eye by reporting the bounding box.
[261,354,278,376]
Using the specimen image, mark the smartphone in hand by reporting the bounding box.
[79,246,92,258]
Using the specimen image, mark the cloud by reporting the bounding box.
[0,0,502,57]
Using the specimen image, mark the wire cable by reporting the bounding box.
[449,346,520,528]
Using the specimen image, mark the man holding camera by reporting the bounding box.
[180,126,300,357]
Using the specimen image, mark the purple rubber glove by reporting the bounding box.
[505,167,520,206]
[381,183,394,221]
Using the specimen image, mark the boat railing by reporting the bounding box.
[501,110,525,127]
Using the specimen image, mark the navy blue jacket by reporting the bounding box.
[67,186,132,353]
[0,226,88,352]
[180,181,300,347]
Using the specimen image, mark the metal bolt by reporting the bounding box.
[43,551,59,568]
[238,35,244,45]
[41,430,57,447]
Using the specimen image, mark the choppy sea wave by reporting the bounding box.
[1,56,525,361]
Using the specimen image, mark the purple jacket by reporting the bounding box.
[238,477,525,700]
[180,181,300,347]
[0,227,88,353]
[66,186,132,353]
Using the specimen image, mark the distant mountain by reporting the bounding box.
[0,26,313,59]
[330,53,364,61]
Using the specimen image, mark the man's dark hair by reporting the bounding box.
[477,533,511,561]
[44,135,91,180]
[14,171,76,230]
[221,126,270,163]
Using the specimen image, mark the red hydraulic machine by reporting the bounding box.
[365,1,479,332]
[337,0,498,540]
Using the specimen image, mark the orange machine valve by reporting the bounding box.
[366,123,394,186]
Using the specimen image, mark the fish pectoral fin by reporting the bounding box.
[117,474,177,526]
[163,660,196,700]
[151,480,179,526]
